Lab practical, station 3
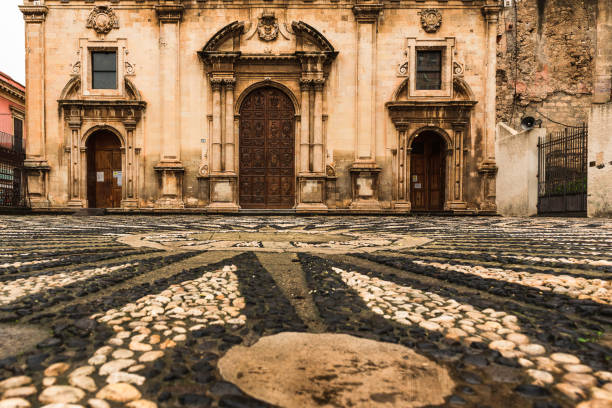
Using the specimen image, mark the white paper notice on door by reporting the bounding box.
[97,172,104,182]
[414,183,422,189]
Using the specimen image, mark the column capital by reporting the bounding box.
[299,79,312,91]
[67,117,82,129]
[19,5,48,23]
[210,78,224,91]
[352,4,384,23]
[155,4,184,23]
[482,5,501,22]
[223,78,236,90]
[123,119,138,130]
[313,79,325,92]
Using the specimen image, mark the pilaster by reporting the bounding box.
[20,4,50,208]
[350,4,383,210]
[155,2,184,208]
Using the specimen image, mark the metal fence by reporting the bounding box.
[537,124,587,216]
[0,131,27,208]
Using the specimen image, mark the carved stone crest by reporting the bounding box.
[257,12,279,42]
[86,6,119,35]
[419,9,442,33]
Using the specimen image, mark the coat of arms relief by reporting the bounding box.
[257,12,279,42]
[86,6,119,35]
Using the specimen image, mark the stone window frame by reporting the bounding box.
[78,38,127,98]
[406,37,455,98]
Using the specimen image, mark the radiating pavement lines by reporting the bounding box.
[21,251,237,325]
[255,252,326,333]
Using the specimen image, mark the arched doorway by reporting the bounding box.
[410,131,446,211]
[86,130,122,208]
[239,86,295,209]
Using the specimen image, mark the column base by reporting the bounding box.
[297,175,328,210]
[349,165,382,209]
[121,199,139,209]
[445,200,468,210]
[67,200,86,208]
[24,159,51,208]
[393,201,412,212]
[154,163,185,209]
[208,174,238,209]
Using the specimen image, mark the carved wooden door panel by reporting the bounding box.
[410,134,445,211]
[239,87,295,209]
[87,132,122,208]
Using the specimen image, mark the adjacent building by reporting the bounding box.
[0,72,26,207]
[19,0,501,212]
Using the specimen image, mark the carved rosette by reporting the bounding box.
[86,6,119,35]
[419,9,442,33]
[257,13,279,42]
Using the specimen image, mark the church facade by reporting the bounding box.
[19,0,501,213]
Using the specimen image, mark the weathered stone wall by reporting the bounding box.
[496,0,597,131]
[495,123,543,216]
[588,103,612,217]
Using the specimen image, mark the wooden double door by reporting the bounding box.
[410,132,446,211]
[239,87,295,209]
[87,131,122,208]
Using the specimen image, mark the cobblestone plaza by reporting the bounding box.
[0,216,610,408]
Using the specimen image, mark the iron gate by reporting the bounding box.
[0,130,27,208]
[537,124,587,216]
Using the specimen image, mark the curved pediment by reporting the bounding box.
[201,21,246,53]
[60,76,81,100]
[200,19,337,60]
[291,21,335,54]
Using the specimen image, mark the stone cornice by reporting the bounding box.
[352,4,383,23]
[482,5,501,22]
[155,4,184,23]
[0,81,25,104]
[19,5,48,23]
[386,100,477,130]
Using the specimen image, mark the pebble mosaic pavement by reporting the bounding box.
[0,215,610,408]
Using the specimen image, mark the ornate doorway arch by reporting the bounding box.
[239,86,296,209]
[86,129,122,208]
[409,131,447,211]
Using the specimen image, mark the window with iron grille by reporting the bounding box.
[92,51,117,90]
[416,50,442,90]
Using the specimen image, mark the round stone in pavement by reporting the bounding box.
[218,332,454,408]
[0,324,49,359]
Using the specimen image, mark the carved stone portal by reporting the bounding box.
[86,6,119,35]
[419,9,442,33]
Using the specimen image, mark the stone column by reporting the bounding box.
[122,119,138,208]
[350,4,383,209]
[67,116,83,207]
[393,128,411,211]
[224,80,235,173]
[300,81,311,174]
[154,3,185,208]
[313,80,324,174]
[19,4,50,207]
[211,79,222,173]
[447,123,468,211]
[593,0,612,103]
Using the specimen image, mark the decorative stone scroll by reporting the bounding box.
[419,9,442,33]
[86,6,119,35]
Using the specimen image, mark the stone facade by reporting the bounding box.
[496,0,597,131]
[20,0,501,212]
